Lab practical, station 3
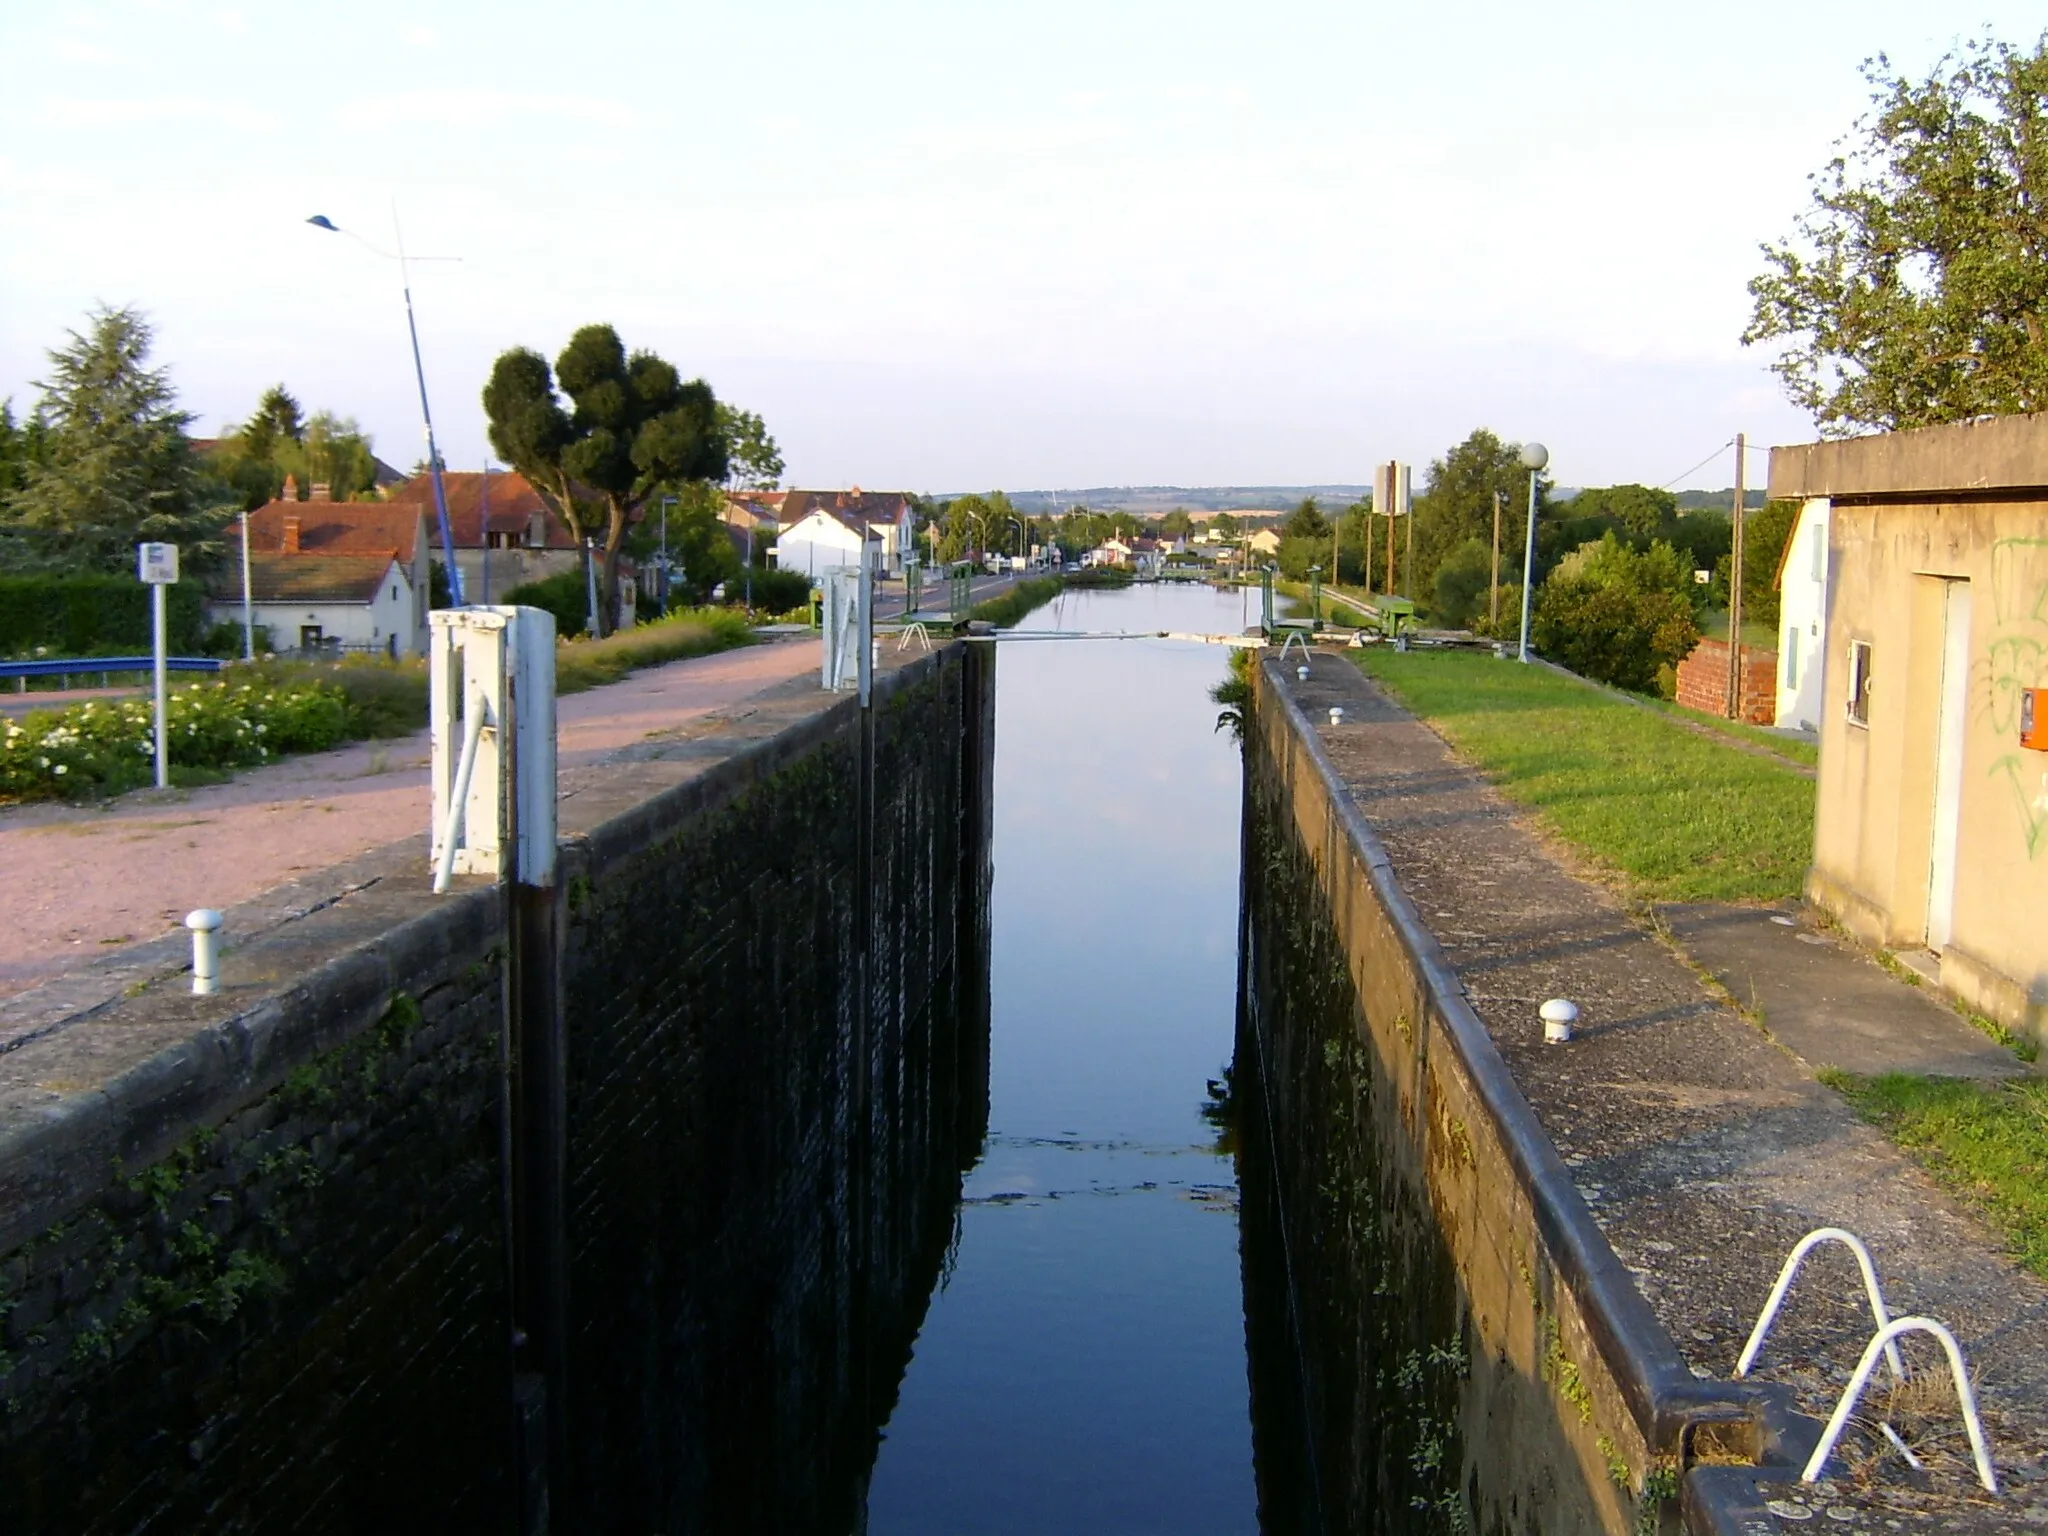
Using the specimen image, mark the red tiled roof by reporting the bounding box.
[241,497,423,562]
[776,489,913,528]
[384,471,580,550]
[240,554,402,604]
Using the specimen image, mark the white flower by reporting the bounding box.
[53,764,67,776]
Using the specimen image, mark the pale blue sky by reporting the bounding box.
[1,2,2035,493]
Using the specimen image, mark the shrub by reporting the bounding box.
[0,574,207,656]
[503,569,593,638]
[730,566,812,613]
[1533,578,1699,693]
[1431,538,1492,628]
[553,608,755,694]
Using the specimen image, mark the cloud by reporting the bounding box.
[38,96,275,133]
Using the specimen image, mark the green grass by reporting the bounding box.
[1353,648,1814,903]
[552,606,754,694]
[1647,699,1819,766]
[968,575,1066,628]
[1822,1071,2048,1280]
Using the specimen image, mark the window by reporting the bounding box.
[1847,640,1873,727]
[1785,631,1799,688]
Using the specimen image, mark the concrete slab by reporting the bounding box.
[1657,903,2030,1081]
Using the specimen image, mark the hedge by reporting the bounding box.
[0,574,209,656]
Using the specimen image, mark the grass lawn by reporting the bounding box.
[1822,1072,2048,1281]
[1353,648,1814,903]
[1648,699,1819,767]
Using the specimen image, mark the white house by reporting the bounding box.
[220,553,421,656]
[771,509,871,579]
[1773,497,1831,730]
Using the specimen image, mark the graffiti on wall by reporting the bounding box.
[1984,538,2048,858]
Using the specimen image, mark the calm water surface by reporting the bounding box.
[866,583,1263,1534]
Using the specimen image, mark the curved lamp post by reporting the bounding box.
[305,214,466,606]
[1516,441,1549,663]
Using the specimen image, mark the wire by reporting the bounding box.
[1659,439,1736,491]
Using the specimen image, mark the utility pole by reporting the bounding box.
[1490,490,1503,630]
[1725,433,1747,719]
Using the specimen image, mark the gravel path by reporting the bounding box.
[0,637,820,1000]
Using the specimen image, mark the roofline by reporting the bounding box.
[1768,412,2048,502]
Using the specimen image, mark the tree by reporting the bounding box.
[1411,430,1552,612]
[1535,532,1702,691]
[1431,538,1493,628]
[1746,36,2048,434]
[1160,508,1193,539]
[1564,483,1676,538]
[1283,496,1329,540]
[0,400,49,503]
[1212,511,1243,539]
[1,305,231,572]
[483,325,727,633]
[1710,499,1799,631]
[242,384,305,461]
[718,404,784,490]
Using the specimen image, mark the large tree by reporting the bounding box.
[206,386,382,510]
[1745,36,2048,434]
[1410,429,1552,609]
[717,404,784,491]
[1,305,232,572]
[483,325,727,633]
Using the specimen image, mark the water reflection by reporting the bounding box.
[865,585,1260,1534]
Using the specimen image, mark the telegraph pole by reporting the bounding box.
[1725,433,1747,718]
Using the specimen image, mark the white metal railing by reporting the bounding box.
[1803,1316,1997,1492]
[1736,1227,1905,1383]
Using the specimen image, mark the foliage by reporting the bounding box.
[202,386,383,510]
[1212,511,1242,539]
[0,673,351,801]
[1709,498,1798,631]
[1825,1072,2048,1279]
[0,572,207,654]
[1562,483,1675,537]
[717,403,784,491]
[1534,576,1699,693]
[661,479,740,604]
[1282,496,1330,540]
[552,607,754,694]
[966,574,1064,628]
[1746,36,2048,433]
[1061,565,1134,588]
[0,305,234,573]
[1431,538,1494,629]
[1160,508,1193,538]
[0,399,50,501]
[1411,429,1553,614]
[732,565,813,613]
[1354,649,1815,902]
[503,569,594,637]
[482,323,727,634]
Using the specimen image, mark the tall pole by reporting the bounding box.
[1726,432,1747,718]
[152,582,169,789]
[1404,492,1414,601]
[1386,497,1395,598]
[239,510,255,660]
[1490,490,1503,631]
[398,263,465,608]
[1517,442,1548,663]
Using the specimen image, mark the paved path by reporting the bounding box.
[0,637,820,1001]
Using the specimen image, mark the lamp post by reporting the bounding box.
[304,214,466,606]
[1516,442,1549,663]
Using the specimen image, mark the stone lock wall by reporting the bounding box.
[1237,660,1755,1535]
[0,640,994,1533]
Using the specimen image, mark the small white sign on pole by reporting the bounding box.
[138,543,178,789]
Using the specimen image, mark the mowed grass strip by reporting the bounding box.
[1352,649,1814,903]
[1823,1072,2048,1281]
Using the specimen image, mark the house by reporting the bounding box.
[223,477,430,654]
[771,508,873,579]
[381,471,584,604]
[1773,498,1832,731]
[768,489,917,577]
[1769,413,2048,1043]
[1246,529,1282,559]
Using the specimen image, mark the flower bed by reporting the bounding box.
[1,677,350,802]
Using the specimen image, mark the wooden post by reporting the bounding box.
[1490,489,1503,629]
[1725,433,1746,718]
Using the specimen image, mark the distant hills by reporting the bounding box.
[938,484,1767,517]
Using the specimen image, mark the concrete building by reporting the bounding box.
[1773,498,1832,731]
[1770,413,2048,1041]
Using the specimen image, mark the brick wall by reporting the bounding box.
[1674,637,1777,724]
[0,642,994,1532]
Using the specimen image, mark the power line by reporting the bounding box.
[1659,439,1736,490]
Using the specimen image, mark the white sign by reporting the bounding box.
[138,543,179,584]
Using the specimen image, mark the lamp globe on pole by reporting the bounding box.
[1516,442,1549,664]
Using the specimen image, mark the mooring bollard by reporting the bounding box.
[1328,706,1345,725]
[1296,664,1310,681]
[185,908,222,995]
[1541,997,1578,1043]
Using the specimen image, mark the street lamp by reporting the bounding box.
[304,214,466,606]
[1516,442,1549,663]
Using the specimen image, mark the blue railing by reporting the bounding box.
[2,656,225,688]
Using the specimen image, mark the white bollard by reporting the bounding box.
[1297,664,1310,681]
[1541,998,1578,1043]
[185,908,223,995]
[1328,706,1345,725]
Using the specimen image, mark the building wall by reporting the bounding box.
[1674,638,1777,724]
[1808,498,2048,1038]
[1775,498,1831,730]
[774,523,864,579]
[220,564,417,654]
[458,547,581,607]
[0,643,995,1532]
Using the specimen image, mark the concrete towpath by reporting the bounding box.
[1285,651,2048,1529]
[0,635,821,1002]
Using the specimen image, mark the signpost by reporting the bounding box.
[138,542,178,789]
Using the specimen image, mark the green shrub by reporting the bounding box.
[0,574,207,655]
[731,567,812,613]
[553,608,755,694]
[1533,578,1699,693]
[1431,538,1492,628]
[502,569,593,638]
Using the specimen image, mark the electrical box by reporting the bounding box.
[2023,687,2048,751]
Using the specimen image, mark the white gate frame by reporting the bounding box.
[430,606,556,892]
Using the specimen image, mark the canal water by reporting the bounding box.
[866,582,1264,1534]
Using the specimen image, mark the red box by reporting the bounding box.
[2024,688,2048,751]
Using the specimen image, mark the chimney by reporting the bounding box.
[310,481,332,502]
[281,473,299,501]
[282,514,301,555]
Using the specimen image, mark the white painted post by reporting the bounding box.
[138,542,178,789]
[239,510,255,660]
[430,606,557,891]
[185,908,222,994]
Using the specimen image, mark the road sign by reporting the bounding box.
[138,543,179,584]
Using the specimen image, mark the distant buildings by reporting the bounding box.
[751,489,916,578]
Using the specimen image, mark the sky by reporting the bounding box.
[1,1,2037,495]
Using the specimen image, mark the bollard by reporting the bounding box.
[1541,998,1578,1043]
[1328,706,1345,726]
[185,908,223,995]
[1296,664,1310,681]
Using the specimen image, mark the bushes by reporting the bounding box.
[731,566,812,614]
[502,569,592,638]
[553,608,755,694]
[0,573,207,655]
[1533,580,1698,692]
[1431,538,1492,629]
[967,575,1064,628]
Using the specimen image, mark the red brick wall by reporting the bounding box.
[1674,637,1776,724]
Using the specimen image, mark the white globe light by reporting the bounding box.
[1520,442,1550,472]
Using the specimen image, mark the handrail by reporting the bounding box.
[1803,1316,1997,1492]
[1737,1227,1906,1383]
[1,656,223,681]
